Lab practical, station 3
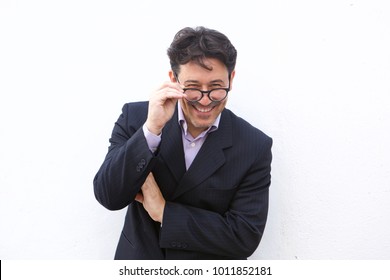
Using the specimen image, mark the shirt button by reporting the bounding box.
[190,142,196,147]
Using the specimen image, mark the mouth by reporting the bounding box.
[192,104,216,113]
[190,100,220,114]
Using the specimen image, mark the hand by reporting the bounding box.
[135,173,165,223]
[145,81,184,135]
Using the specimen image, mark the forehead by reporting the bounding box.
[179,58,228,81]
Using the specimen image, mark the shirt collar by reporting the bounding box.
[178,102,221,138]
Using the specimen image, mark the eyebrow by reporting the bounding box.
[184,79,225,84]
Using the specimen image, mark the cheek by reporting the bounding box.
[215,99,228,112]
[179,100,191,112]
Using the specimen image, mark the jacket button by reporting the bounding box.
[136,159,146,172]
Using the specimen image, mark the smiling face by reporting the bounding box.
[170,58,235,138]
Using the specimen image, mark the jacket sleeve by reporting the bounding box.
[93,103,156,210]
[159,136,272,258]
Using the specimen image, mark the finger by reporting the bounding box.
[147,172,155,182]
[135,192,144,203]
[150,90,183,105]
[142,173,160,196]
[157,81,184,92]
[169,82,185,91]
[142,173,155,190]
[158,87,184,99]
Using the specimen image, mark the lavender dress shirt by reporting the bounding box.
[142,102,221,170]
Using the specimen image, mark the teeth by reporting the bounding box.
[194,106,213,113]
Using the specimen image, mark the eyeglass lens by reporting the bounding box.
[184,89,227,102]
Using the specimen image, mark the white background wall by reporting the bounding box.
[1,0,389,260]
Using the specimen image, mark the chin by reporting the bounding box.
[192,120,215,129]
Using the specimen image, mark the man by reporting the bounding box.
[93,26,272,259]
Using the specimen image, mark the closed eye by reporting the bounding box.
[185,85,200,88]
[209,79,226,87]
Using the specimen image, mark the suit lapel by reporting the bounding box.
[159,108,186,183]
[172,110,233,200]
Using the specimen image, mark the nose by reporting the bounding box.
[198,93,212,106]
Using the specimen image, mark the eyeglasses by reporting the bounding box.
[182,87,230,102]
[175,74,230,103]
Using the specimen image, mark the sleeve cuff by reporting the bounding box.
[142,124,162,153]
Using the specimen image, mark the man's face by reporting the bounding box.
[170,58,235,138]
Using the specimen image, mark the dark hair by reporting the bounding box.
[167,26,237,77]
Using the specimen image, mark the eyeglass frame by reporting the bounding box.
[174,73,231,103]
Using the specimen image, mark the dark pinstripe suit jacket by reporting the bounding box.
[93,101,272,259]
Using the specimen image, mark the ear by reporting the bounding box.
[229,70,236,90]
[169,70,177,82]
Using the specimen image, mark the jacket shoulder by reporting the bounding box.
[122,101,149,116]
[119,101,149,128]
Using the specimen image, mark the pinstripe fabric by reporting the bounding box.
[94,101,272,259]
